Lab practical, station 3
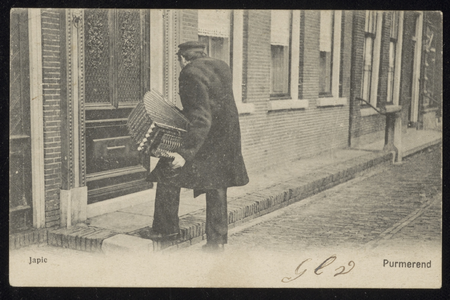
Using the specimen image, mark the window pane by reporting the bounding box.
[211,37,229,63]
[271,45,289,95]
[387,41,396,103]
[319,51,333,94]
[270,10,291,97]
[198,35,230,65]
[319,11,334,95]
[361,36,374,101]
[198,35,209,53]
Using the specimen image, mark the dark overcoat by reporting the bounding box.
[147,57,249,193]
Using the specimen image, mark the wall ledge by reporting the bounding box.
[268,99,309,111]
[316,97,347,107]
[360,107,380,117]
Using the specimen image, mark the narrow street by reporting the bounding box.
[10,147,442,288]
[221,147,441,253]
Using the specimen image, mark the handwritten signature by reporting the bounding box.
[281,255,355,283]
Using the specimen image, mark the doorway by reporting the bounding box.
[83,9,152,204]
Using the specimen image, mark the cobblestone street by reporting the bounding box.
[224,147,442,253]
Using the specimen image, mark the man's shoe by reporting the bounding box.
[202,243,225,253]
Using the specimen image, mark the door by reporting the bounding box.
[10,9,32,232]
[84,9,151,204]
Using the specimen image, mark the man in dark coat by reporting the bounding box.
[146,41,249,251]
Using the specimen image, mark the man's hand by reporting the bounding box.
[169,152,186,169]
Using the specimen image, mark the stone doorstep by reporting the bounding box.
[17,140,439,253]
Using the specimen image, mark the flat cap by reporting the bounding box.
[176,41,206,55]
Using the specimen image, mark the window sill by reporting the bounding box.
[385,105,402,113]
[360,105,402,117]
[237,102,255,115]
[360,107,379,117]
[316,97,347,107]
[268,99,309,111]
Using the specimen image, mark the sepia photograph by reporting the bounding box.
[9,9,442,288]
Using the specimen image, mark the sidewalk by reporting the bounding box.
[15,128,441,253]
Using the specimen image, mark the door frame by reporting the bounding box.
[410,12,423,124]
[63,9,177,218]
[29,9,46,228]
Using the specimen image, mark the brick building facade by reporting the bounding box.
[9,9,442,235]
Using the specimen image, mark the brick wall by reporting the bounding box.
[180,10,198,42]
[225,10,351,175]
[41,9,63,228]
[349,11,365,146]
[350,11,391,146]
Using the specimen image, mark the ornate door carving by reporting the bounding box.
[83,9,151,203]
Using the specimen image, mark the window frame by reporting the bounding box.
[391,11,404,106]
[268,10,308,111]
[196,10,254,114]
[360,11,384,115]
[270,10,292,99]
[316,10,347,107]
[386,11,402,105]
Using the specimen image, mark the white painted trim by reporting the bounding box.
[268,99,309,111]
[316,97,347,107]
[232,10,243,105]
[72,10,80,188]
[28,8,46,228]
[360,105,401,117]
[369,12,383,107]
[411,12,423,123]
[331,11,342,97]
[236,102,255,114]
[150,10,164,94]
[393,12,404,106]
[231,10,255,116]
[290,10,300,101]
[87,189,155,218]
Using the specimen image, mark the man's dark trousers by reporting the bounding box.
[152,183,228,244]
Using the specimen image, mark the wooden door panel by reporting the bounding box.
[83,9,151,203]
[92,136,139,172]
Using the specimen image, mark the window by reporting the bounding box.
[361,11,382,107]
[319,11,334,96]
[386,11,400,104]
[270,10,291,97]
[198,10,231,65]
[316,11,346,106]
[268,10,307,111]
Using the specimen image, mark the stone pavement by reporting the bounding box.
[192,147,441,254]
[10,129,441,253]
